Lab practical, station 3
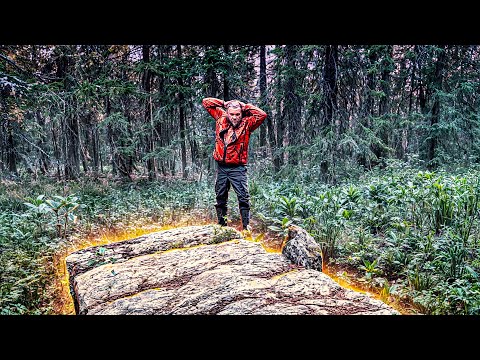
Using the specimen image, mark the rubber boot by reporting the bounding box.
[240,209,250,230]
[216,207,227,226]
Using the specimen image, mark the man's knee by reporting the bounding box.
[238,198,250,211]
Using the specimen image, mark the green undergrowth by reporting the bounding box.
[2,160,480,314]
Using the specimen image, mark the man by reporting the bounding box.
[202,97,267,231]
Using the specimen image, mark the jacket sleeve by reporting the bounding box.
[243,103,267,132]
[202,97,225,121]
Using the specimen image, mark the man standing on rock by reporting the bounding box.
[202,97,267,232]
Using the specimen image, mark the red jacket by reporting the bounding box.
[202,97,267,165]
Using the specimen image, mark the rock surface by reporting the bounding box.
[65,224,400,315]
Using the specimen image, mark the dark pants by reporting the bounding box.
[214,162,250,229]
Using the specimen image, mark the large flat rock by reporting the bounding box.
[66,224,400,315]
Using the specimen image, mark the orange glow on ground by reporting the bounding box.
[322,264,417,315]
[322,265,371,295]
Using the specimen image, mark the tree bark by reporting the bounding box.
[427,46,446,169]
[142,45,156,181]
[36,110,49,174]
[0,86,17,175]
[285,45,301,166]
[177,44,188,179]
[56,46,80,180]
[273,46,284,172]
[322,45,338,128]
[223,45,230,101]
[321,45,338,175]
[259,45,268,157]
[7,119,17,174]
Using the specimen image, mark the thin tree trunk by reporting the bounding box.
[1,89,17,175]
[285,45,301,166]
[223,45,230,101]
[273,46,283,172]
[56,46,80,180]
[274,98,284,172]
[322,45,338,128]
[6,119,16,174]
[259,45,268,157]
[379,46,393,116]
[177,44,187,179]
[142,45,156,181]
[204,45,221,173]
[105,95,117,175]
[79,114,89,174]
[378,45,393,160]
[321,45,338,175]
[188,101,199,171]
[427,46,446,169]
[51,120,61,180]
[92,119,99,175]
[36,110,49,174]
[365,47,378,118]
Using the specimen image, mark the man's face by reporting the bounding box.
[227,106,242,127]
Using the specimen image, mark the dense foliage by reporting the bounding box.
[2,160,480,314]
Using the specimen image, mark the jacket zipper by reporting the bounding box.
[222,140,228,163]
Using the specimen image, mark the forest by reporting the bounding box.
[1,44,480,315]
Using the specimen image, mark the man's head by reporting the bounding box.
[226,101,243,127]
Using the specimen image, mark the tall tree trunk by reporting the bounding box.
[259,45,268,157]
[205,45,221,98]
[322,45,338,128]
[427,46,446,169]
[155,45,170,178]
[379,46,393,116]
[92,119,99,175]
[204,45,221,173]
[50,118,61,180]
[378,45,393,160]
[285,45,301,166]
[65,104,80,180]
[0,112,4,174]
[223,45,230,101]
[142,45,156,181]
[417,46,428,114]
[260,46,280,172]
[321,45,338,175]
[359,46,378,168]
[0,88,17,175]
[6,119,17,174]
[188,101,200,176]
[177,44,187,179]
[273,46,284,172]
[56,46,80,180]
[274,96,284,172]
[370,45,394,165]
[79,113,89,174]
[105,95,117,175]
[365,47,378,118]
[36,110,49,174]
